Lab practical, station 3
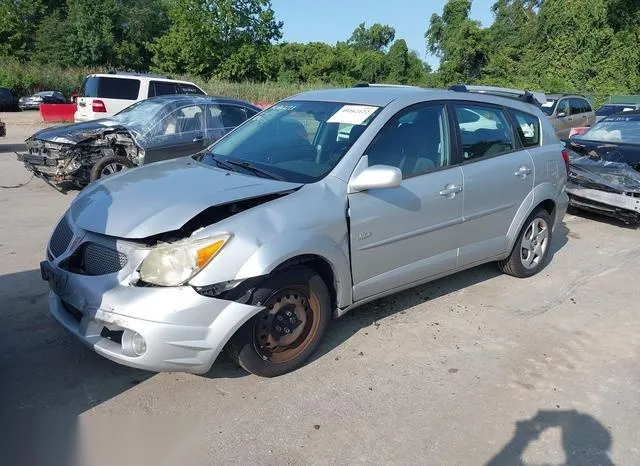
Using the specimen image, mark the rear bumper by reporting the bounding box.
[47,271,263,374]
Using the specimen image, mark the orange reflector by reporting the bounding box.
[196,240,226,268]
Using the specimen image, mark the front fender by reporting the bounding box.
[235,231,353,308]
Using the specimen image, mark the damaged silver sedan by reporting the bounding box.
[17,95,260,190]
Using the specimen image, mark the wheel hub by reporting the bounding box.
[254,292,312,358]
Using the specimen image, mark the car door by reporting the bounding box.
[554,98,572,138]
[143,103,206,164]
[347,103,464,301]
[453,103,534,266]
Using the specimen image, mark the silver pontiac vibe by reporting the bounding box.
[42,85,569,377]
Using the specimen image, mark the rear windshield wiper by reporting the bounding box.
[224,158,283,180]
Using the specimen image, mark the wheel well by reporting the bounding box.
[274,255,338,309]
[536,199,556,222]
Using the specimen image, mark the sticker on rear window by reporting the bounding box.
[328,105,379,125]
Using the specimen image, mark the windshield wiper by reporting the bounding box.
[224,159,283,180]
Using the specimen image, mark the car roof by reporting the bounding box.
[88,73,197,85]
[546,94,588,100]
[286,87,438,106]
[145,94,258,108]
[599,103,639,107]
[286,86,547,113]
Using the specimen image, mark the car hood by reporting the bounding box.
[567,138,640,168]
[29,119,126,145]
[68,157,303,239]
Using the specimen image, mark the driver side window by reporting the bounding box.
[557,99,570,116]
[154,105,204,138]
[367,104,451,178]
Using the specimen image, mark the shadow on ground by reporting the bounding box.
[314,221,570,362]
[568,205,639,229]
[0,269,245,418]
[486,409,613,466]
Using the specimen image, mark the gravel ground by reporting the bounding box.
[1,111,639,466]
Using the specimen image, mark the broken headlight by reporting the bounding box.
[139,235,230,286]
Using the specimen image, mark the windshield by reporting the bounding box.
[110,99,169,135]
[200,100,381,183]
[540,99,557,116]
[579,114,640,143]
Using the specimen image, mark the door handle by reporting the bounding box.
[439,183,463,198]
[515,166,532,178]
[192,135,204,143]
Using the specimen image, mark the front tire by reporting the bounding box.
[90,155,134,181]
[498,208,553,278]
[230,266,332,377]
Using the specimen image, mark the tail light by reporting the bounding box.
[91,99,107,113]
[561,149,570,174]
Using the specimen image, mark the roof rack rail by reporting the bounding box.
[449,84,546,106]
[107,70,169,79]
[353,83,421,89]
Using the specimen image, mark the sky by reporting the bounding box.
[270,0,497,69]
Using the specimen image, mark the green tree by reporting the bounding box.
[426,0,488,84]
[0,0,46,59]
[348,22,396,52]
[384,39,409,83]
[150,0,282,77]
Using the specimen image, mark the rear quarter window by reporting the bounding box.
[81,77,140,100]
[509,109,541,147]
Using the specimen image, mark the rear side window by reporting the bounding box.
[149,81,178,97]
[581,99,592,113]
[570,98,590,114]
[81,77,140,100]
[510,110,541,147]
[454,105,514,160]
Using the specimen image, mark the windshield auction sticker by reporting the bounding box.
[328,105,379,125]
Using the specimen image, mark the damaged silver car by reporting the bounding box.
[17,95,260,191]
[41,85,568,377]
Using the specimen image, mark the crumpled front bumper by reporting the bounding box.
[46,263,263,374]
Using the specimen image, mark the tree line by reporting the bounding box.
[0,0,429,86]
[428,0,640,98]
[1,0,640,99]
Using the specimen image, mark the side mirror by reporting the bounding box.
[349,164,402,193]
[557,111,567,118]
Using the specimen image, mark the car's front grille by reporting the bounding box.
[81,242,127,276]
[49,217,73,257]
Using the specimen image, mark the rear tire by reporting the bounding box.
[90,155,134,181]
[230,266,332,377]
[498,208,553,278]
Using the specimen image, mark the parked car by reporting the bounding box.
[18,95,260,189]
[0,87,19,112]
[594,103,640,123]
[541,94,595,138]
[41,84,568,377]
[0,118,5,137]
[18,91,66,110]
[74,71,206,122]
[564,111,640,223]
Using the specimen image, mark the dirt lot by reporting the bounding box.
[1,111,639,466]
